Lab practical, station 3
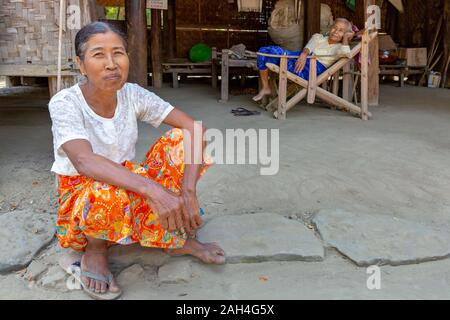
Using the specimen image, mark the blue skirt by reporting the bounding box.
[257,45,327,80]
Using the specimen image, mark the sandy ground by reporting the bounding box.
[0,80,450,299]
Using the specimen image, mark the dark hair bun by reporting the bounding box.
[75,21,127,60]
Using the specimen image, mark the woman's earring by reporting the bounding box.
[79,73,88,85]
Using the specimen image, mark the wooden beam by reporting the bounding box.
[360,29,370,120]
[125,0,148,86]
[356,0,369,29]
[220,49,230,102]
[332,72,340,96]
[307,57,317,104]
[316,87,368,117]
[0,64,76,77]
[151,9,163,88]
[368,34,379,106]
[442,0,450,88]
[304,0,320,41]
[167,0,177,58]
[277,55,288,120]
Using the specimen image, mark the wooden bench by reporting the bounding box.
[0,64,78,97]
[211,48,258,103]
[379,64,427,87]
[162,59,212,88]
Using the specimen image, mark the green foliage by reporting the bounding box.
[104,6,125,20]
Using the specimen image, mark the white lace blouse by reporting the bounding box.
[304,33,351,68]
[48,82,174,176]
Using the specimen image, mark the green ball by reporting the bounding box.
[189,43,212,63]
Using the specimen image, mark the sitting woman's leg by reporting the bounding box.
[254,46,302,101]
[55,129,223,293]
[140,128,225,264]
[81,235,120,294]
[254,46,284,101]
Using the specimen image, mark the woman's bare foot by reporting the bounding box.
[165,238,226,264]
[252,88,272,102]
[81,245,120,294]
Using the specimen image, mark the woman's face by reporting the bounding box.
[329,21,348,43]
[77,31,129,92]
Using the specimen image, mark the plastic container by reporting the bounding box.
[428,72,441,88]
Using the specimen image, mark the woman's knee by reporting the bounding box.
[163,128,184,143]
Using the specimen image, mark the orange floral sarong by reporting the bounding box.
[55,128,210,252]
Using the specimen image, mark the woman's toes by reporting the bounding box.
[213,254,226,264]
[89,280,96,292]
[95,281,102,293]
[82,277,90,289]
[210,243,225,256]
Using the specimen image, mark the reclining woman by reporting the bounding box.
[253,18,355,102]
[49,21,225,300]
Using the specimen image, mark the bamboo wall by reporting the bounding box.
[0,0,92,67]
[174,0,277,57]
[172,0,377,58]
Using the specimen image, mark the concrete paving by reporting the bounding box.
[313,209,450,266]
[197,212,324,263]
[0,81,450,299]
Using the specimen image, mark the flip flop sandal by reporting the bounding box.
[231,107,248,113]
[59,252,122,300]
[231,108,261,116]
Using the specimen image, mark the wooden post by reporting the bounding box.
[57,0,65,93]
[126,0,148,86]
[167,0,176,59]
[162,8,169,56]
[277,55,288,120]
[304,0,320,41]
[366,0,379,106]
[211,47,218,89]
[342,62,353,101]
[151,9,163,88]
[442,0,450,88]
[360,29,370,120]
[357,0,369,29]
[332,72,340,96]
[220,49,229,102]
[368,35,379,106]
[87,0,99,22]
[307,57,317,104]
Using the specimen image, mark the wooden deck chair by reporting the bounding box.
[259,30,377,120]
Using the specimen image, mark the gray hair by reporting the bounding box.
[334,18,353,32]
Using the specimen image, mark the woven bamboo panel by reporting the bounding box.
[0,0,92,66]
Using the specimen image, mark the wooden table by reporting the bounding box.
[379,64,427,87]
[162,59,212,88]
[211,48,257,102]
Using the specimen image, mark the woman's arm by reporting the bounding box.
[294,49,310,73]
[61,139,186,232]
[294,33,322,73]
[162,108,206,231]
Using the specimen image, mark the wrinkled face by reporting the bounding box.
[329,20,349,43]
[76,31,129,92]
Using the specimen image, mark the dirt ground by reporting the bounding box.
[1,80,450,299]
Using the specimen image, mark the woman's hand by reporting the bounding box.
[294,51,308,73]
[342,31,355,45]
[145,186,186,232]
[182,191,202,232]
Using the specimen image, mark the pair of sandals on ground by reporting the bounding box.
[232,107,261,116]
